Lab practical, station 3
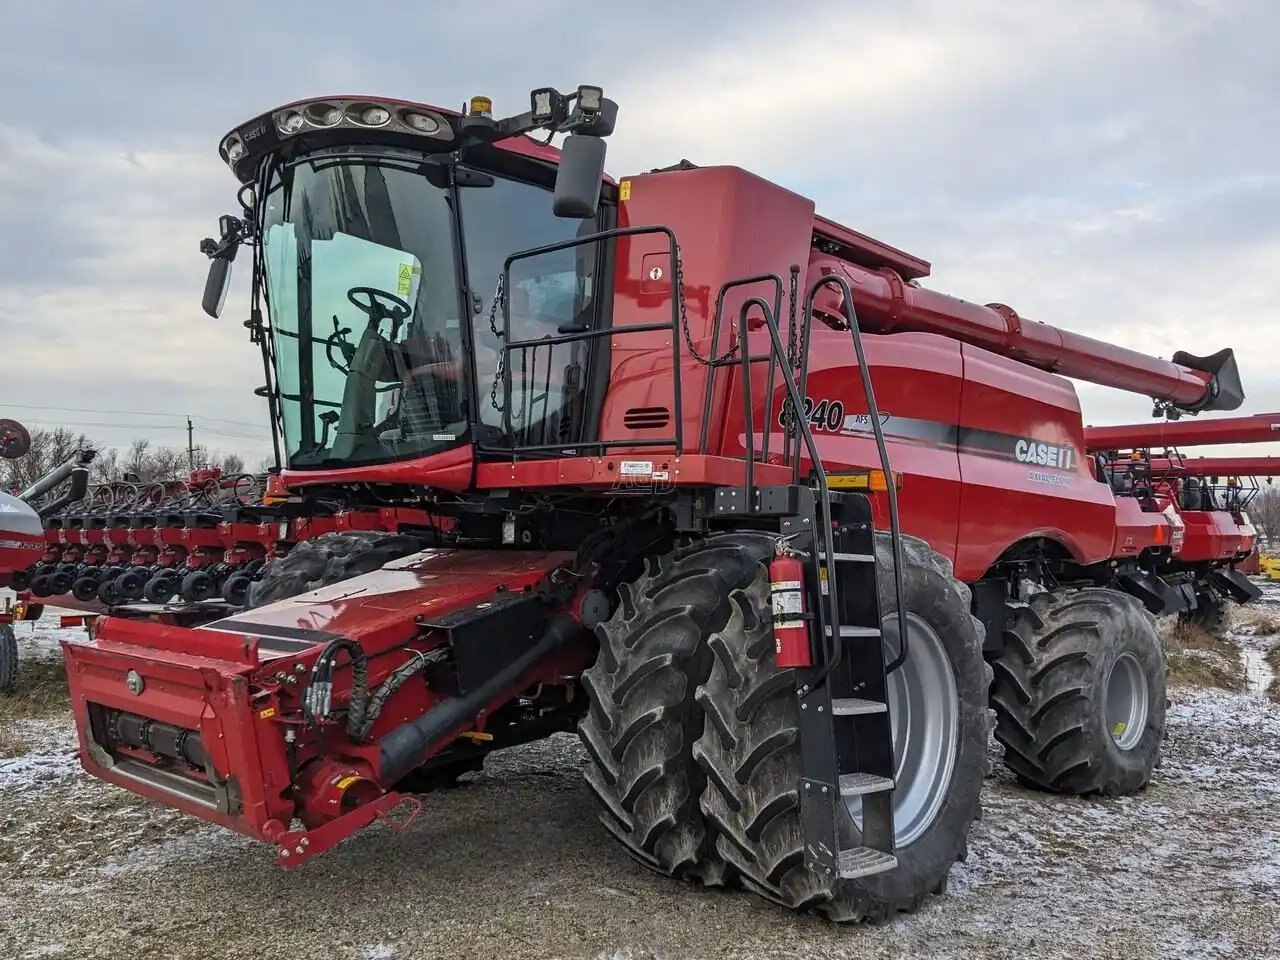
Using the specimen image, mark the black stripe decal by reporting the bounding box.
[200,618,344,649]
[831,414,1078,472]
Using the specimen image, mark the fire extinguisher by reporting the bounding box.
[770,540,812,668]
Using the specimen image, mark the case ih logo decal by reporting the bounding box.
[1014,439,1076,471]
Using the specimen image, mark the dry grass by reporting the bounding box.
[0,657,70,757]
[1232,604,1280,636]
[1163,621,1246,691]
[1268,647,1280,703]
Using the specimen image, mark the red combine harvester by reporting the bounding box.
[61,86,1248,921]
[1084,413,1278,635]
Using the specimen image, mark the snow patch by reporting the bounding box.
[0,748,80,788]
[96,825,254,877]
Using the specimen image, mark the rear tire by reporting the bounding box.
[0,623,17,695]
[693,533,990,921]
[1178,590,1230,640]
[992,587,1165,796]
[578,533,775,886]
[246,531,427,608]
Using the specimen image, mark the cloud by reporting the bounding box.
[0,0,1276,469]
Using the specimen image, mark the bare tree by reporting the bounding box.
[1,426,92,492]
[1249,484,1280,548]
[3,426,257,493]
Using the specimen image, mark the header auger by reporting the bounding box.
[58,83,1251,922]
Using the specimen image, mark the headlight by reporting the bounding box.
[304,102,343,127]
[402,112,440,134]
[222,135,246,162]
[276,111,305,135]
[348,103,391,126]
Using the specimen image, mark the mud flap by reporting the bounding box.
[1211,567,1262,604]
[1115,570,1193,616]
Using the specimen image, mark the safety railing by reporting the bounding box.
[483,225,685,458]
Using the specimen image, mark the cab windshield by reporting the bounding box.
[260,145,604,469]
[261,148,466,468]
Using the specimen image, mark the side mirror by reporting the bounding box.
[553,135,607,218]
[202,254,234,318]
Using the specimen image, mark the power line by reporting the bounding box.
[17,417,271,442]
[0,401,266,430]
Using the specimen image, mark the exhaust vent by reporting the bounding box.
[623,406,671,431]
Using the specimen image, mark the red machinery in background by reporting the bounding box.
[1086,412,1279,632]
[1086,411,1280,451]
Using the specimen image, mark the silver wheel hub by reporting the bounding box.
[1105,651,1148,750]
[847,612,959,848]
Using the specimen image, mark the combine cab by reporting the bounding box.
[62,84,1249,920]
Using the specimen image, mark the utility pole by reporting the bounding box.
[187,416,195,470]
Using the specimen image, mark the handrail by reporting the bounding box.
[493,225,685,458]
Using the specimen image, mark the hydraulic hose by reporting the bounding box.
[378,612,580,785]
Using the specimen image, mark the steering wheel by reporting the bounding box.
[347,286,411,329]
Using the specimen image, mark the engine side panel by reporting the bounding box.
[603,166,817,452]
[954,345,1116,578]
[726,329,1122,581]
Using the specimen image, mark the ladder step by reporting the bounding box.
[830,698,888,716]
[838,772,895,797]
[837,847,898,879]
[823,625,881,638]
[818,551,875,563]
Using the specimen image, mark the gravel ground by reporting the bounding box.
[2,592,1279,960]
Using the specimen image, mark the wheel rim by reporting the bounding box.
[1105,652,1148,750]
[847,612,958,848]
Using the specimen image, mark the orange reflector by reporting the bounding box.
[827,470,902,492]
[1153,524,1166,544]
[460,731,494,742]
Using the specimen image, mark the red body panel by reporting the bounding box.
[606,167,817,454]
[1175,509,1248,563]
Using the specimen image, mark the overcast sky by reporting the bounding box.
[1,0,1277,466]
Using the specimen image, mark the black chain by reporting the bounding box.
[783,267,803,445]
[787,267,801,369]
[675,249,739,367]
[485,272,528,425]
[486,274,506,413]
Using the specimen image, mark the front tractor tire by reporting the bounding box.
[246,531,427,608]
[693,533,990,921]
[578,533,775,886]
[0,623,17,695]
[992,588,1166,796]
